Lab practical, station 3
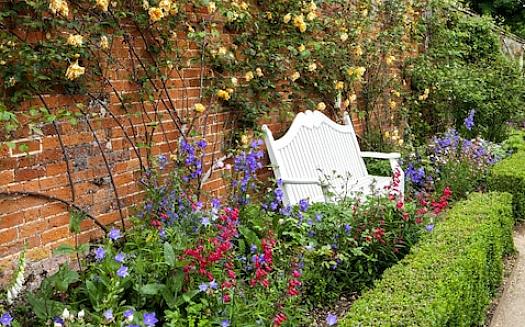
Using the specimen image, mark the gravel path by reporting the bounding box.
[490,228,525,327]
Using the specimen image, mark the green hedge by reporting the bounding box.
[489,150,525,220]
[342,192,514,327]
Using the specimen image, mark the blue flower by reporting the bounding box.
[326,313,338,326]
[344,224,352,234]
[464,109,475,131]
[209,280,218,289]
[108,228,122,241]
[94,246,105,261]
[157,155,168,170]
[221,319,230,327]
[143,312,158,326]
[103,309,113,321]
[114,252,125,263]
[425,224,435,232]
[116,265,129,278]
[52,317,64,326]
[123,309,134,322]
[199,283,209,292]
[298,199,309,212]
[201,217,211,226]
[0,313,13,326]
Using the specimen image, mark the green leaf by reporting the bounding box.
[164,242,176,267]
[139,283,165,295]
[53,244,76,256]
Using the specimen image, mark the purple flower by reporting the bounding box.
[95,246,105,261]
[103,309,113,321]
[209,280,218,289]
[221,319,230,327]
[108,228,122,241]
[123,309,134,322]
[197,139,207,149]
[199,283,209,292]
[157,155,168,170]
[298,199,309,212]
[114,252,125,263]
[143,312,158,326]
[315,213,323,222]
[326,313,338,326]
[52,317,64,326]
[0,313,13,326]
[344,224,352,234]
[117,265,129,278]
[426,224,435,232]
[464,109,475,131]
[201,217,211,226]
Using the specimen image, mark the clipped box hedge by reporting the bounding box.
[489,150,525,220]
[342,192,514,327]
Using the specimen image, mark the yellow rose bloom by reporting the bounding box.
[66,34,84,47]
[316,102,326,111]
[307,63,317,72]
[306,11,317,21]
[100,35,109,49]
[389,100,397,109]
[340,32,349,42]
[283,13,292,24]
[240,2,248,10]
[241,134,249,145]
[335,81,345,90]
[386,55,395,65]
[96,0,109,12]
[298,44,306,52]
[418,88,430,101]
[391,90,401,97]
[148,7,164,22]
[290,71,300,82]
[305,1,317,12]
[293,15,307,32]
[194,103,206,113]
[349,94,357,102]
[245,71,254,82]
[231,77,238,86]
[49,0,69,17]
[265,12,273,20]
[342,99,350,108]
[159,0,171,12]
[218,47,227,56]
[143,0,149,10]
[353,45,363,57]
[65,60,85,80]
[207,2,216,13]
[255,67,264,77]
[217,89,231,101]
[361,9,368,17]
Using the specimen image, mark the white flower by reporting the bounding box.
[78,309,85,320]
[62,308,71,321]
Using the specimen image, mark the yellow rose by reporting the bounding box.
[316,102,326,111]
[255,67,264,77]
[353,45,363,57]
[241,134,249,145]
[194,103,206,113]
[335,81,345,90]
[307,63,317,72]
[298,44,306,52]
[148,7,164,22]
[245,71,254,82]
[361,9,368,17]
[293,15,307,32]
[65,60,85,80]
[418,88,430,101]
[290,71,300,82]
[100,35,109,49]
[389,100,397,109]
[340,32,349,42]
[239,2,248,10]
[96,0,109,12]
[207,1,216,13]
[142,0,149,10]
[386,55,395,65]
[385,131,390,138]
[216,89,231,101]
[159,0,171,12]
[342,99,350,108]
[398,139,404,146]
[66,34,84,47]
[349,94,357,102]
[218,47,227,56]
[231,77,238,86]
[391,90,401,97]
[306,11,317,21]
[49,0,69,17]
[283,13,292,24]
[305,1,317,12]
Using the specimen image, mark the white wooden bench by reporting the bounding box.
[262,110,404,205]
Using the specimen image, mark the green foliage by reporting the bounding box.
[406,2,525,143]
[489,149,525,220]
[466,0,525,38]
[342,192,514,326]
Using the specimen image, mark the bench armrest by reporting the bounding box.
[281,178,323,185]
[360,151,401,160]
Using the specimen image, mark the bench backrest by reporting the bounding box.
[262,110,368,205]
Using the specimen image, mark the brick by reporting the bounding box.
[14,167,46,182]
[42,225,70,244]
[0,213,22,230]
[19,220,47,238]
[0,170,14,187]
[0,229,18,245]
[48,213,70,228]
